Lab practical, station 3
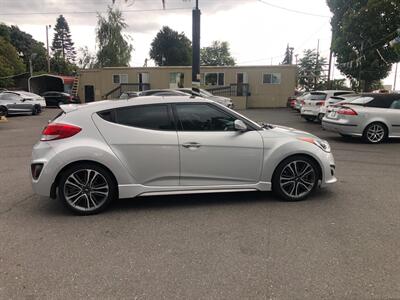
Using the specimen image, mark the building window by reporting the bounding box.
[169,72,185,88]
[204,73,225,86]
[112,74,128,84]
[263,73,281,84]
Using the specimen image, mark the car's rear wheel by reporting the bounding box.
[58,163,117,215]
[0,106,7,117]
[317,113,324,123]
[272,155,320,201]
[363,122,387,144]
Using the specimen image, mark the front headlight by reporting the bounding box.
[298,137,331,153]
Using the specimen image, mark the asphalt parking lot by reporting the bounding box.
[1,107,400,299]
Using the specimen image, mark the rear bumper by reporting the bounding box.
[300,107,320,117]
[322,119,362,136]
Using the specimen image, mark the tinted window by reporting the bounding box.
[333,92,353,96]
[175,104,236,131]
[115,105,173,130]
[0,93,21,101]
[98,110,114,122]
[349,97,373,105]
[366,97,395,108]
[390,100,400,109]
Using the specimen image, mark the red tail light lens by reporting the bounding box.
[338,107,358,116]
[316,101,325,106]
[41,123,81,141]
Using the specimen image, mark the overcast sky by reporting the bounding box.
[0,0,397,88]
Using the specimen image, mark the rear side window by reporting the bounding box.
[115,104,174,131]
[390,100,400,109]
[333,92,353,96]
[366,97,395,108]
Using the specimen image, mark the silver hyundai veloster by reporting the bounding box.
[31,96,336,214]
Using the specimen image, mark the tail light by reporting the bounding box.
[301,100,305,105]
[338,107,358,116]
[316,101,325,106]
[41,123,81,141]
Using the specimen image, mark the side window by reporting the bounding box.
[390,100,400,110]
[367,97,394,108]
[333,92,352,96]
[1,93,20,101]
[115,104,174,131]
[175,104,236,131]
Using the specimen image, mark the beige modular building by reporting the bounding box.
[77,65,297,109]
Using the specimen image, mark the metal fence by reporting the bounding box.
[103,83,150,99]
[206,83,250,97]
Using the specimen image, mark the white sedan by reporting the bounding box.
[31,96,336,215]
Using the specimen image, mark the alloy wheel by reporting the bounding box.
[366,124,385,143]
[279,160,316,199]
[63,169,109,212]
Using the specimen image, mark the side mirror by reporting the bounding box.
[234,119,247,132]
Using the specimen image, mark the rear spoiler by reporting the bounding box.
[59,104,81,113]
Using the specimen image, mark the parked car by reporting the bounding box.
[31,96,336,215]
[294,92,310,111]
[0,91,42,116]
[322,93,400,143]
[300,90,354,122]
[8,91,46,109]
[320,94,361,120]
[178,88,234,108]
[119,91,141,99]
[42,91,80,107]
[287,96,297,108]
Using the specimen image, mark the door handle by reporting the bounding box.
[182,142,201,148]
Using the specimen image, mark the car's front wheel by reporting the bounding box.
[272,156,320,201]
[58,163,117,215]
[31,105,41,115]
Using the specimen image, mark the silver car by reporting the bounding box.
[0,92,43,116]
[31,96,336,215]
[322,93,400,143]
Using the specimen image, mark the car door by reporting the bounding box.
[92,104,180,186]
[388,99,400,136]
[3,93,31,113]
[174,103,264,186]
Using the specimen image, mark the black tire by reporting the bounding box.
[58,163,117,215]
[317,113,324,123]
[0,106,7,117]
[272,155,320,202]
[304,116,315,123]
[362,122,387,144]
[31,105,40,115]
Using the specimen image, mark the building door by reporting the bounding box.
[236,73,248,96]
[84,85,95,103]
[138,73,149,91]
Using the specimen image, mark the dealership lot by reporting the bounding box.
[1,108,400,299]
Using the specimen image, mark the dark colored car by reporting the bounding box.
[42,91,80,107]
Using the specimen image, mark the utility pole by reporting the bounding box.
[192,0,201,88]
[327,34,334,89]
[315,39,320,88]
[394,63,398,91]
[46,25,51,73]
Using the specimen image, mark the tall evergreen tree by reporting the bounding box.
[282,44,294,65]
[52,15,76,63]
[96,7,133,67]
[298,49,327,91]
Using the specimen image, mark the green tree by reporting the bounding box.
[200,41,235,66]
[96,6,133,67]
[298,49,327,91]
[0,37,25,88]
[0,24,48,74]
[327,0,400,91]
[77,46,96,69]
[282,44,294,65]
[50,53,77,76]
[52,15,77,62]
[150,26,191,66]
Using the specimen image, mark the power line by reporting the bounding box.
[257,0,330,18]
[0,7,190,16]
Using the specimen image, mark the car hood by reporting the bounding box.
[261,124,317,139]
